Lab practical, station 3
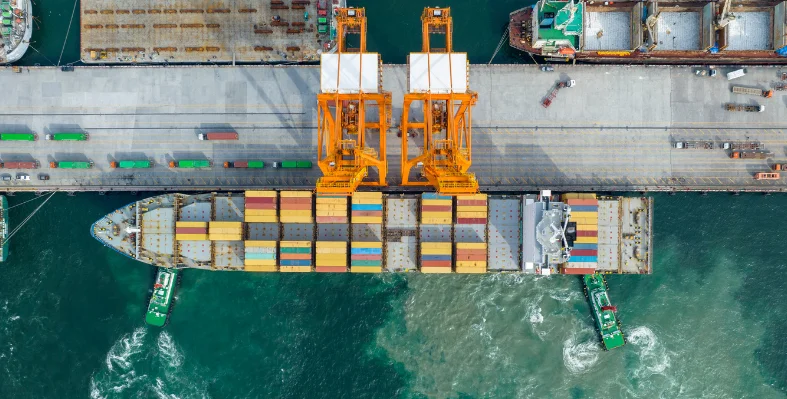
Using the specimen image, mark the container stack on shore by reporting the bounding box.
[280,241,312,272]
[175,221,208,241]
[455,194,488,274]
[244,240,278,272]
[563,193,599,274]
[316,195,348,224]
[245,191,278,223]
[280,191,313,224]
[351,192,384,273]
[315,241,347,272]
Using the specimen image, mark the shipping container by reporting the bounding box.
[225,160,265,168]
[1,161,39,169]
[46,133,89,141]
[0,133,37,141]
[199,132,239,140]
[169,160,212,168]
[50,161,93,169]
[275,160,313,169]
[111,160,152,169]
[562,267,596,275]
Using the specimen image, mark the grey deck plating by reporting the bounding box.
[1,65,787,193]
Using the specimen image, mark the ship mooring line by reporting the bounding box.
[5,192,56,243]
[7,194,48,210]
[57,0,79,66]
[488,28,509,65]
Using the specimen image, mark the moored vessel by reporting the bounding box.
[0,0,32,63]
[583,273,626,350]
[1,195,7,262]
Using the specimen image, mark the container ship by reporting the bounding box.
[0,195,7,262]
[91,190,653,275]
[509,0,787,64]
[583,273,625,350]
[0,0,31,63]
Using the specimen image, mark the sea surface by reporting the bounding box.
[1,192,786,398]
[3,0,787,397]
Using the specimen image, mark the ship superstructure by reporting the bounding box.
[509,0,787,64]
[91,191,653,274]
[0,0,32,63]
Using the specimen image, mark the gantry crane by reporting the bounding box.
[400,7,479,195]
[315,7,392,196]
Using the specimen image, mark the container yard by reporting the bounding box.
[91,191,653,275]
[80,0,344,63]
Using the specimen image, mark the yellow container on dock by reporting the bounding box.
[245,265,278,272]
[280,266,312,272]
[245,216,278,223]
[281,191,313,198]
[351,241,382,248]
[246,190,277,197]
[175,234,209,241]
[456,242,486,250]
[351,266,382,273]
[176,221,208,228]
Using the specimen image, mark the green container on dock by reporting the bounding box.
[174,160,211,168]
[57,161,93,169]
[296,161,312,168]
[48,133,88,141]
[247,161,265,169]
[118,160,151,169]
[0,133,36,141]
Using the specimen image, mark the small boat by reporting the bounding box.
[145,267,179,327]
[584,273,625,350]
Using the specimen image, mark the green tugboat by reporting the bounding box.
[145,267,178,327]
[583,273,625,350]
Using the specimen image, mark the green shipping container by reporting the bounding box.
[280,161,298,169]
[281,247,311,254]
[247,161,265,169]
[118,160,151,168]
[58,161,93,169]
[177,160,211,168]
[49,133,88,141]
[0,133,36,141]
[296,161,312,168]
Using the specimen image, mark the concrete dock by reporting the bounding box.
[1,64,786,193]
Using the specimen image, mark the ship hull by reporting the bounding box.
[1,196,7,262]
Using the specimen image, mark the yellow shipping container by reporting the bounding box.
[352,216,382,224]
[353,192,382,199]
[280,266,312,272]
[571,212,598,219]
[456,206,487,212]
[245,209,277,216]
[575,236,599,244]
[456,260,487,267]
[456,266,487,274]
[421,218,451,225]
[316,197,347,205]
[456,211,487,218]
[209,228,242,234]
[316,241,346,248]
[351,241,382,248]
[457,194,487,200]
[562,193,597,200]
[422,242,452,250]
[176,221,208,227]
[244,259,277,266]
[210,234,243,241]
[244,265,278,272]
[245,240,277,247]
[456,242,487,249]
[576,224,599,231]
[422,199,452,206]
[351,266,382,273]
[281,191,313,198]
[421,267,452,274]
[210,221,243,228]
[281,241,311,248]
[316,203,346,210]
[245,216,278,223]
[175,234,209,241]
[315,248,346,254]
[245,190,276,197]
[280,216,313,224]
[316,254,347,264]
[316,210,348,217]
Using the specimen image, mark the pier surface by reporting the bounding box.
[1,64,786,192]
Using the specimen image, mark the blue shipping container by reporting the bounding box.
[569,256,598,263]
[422,193,452,200]
[281,260,312,267]
[351,204,383,211]
[350,247,383,255]
[573,243,598,250]
[245,253,276,260]
[422,254,452,261]
[570,205,599,212]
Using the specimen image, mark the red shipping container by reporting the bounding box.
[280,203,311,210]
[280,253,312,260]
[351,254,382,260]
[316,266,347,273]
[245,203,276,210]
[233,161,250,168]
[562,267,596,275]
[566,199,598,206]
[455,254,486,261]
[457,200,487,206]
[2,161,38,169]
[246,197,276,204]
[316,216,348,224]
[457,218,487,224]
[175,227,207,234]
[577,230,598,237]
[204,132,238,140]
[456,248,486,255]
[351,210,383,217]
[422,260,452,267]
[421,205,452,212]
[571,249,598,257]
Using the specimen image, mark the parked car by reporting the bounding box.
[38,174,50,181]
[541,65,555,72]
[16,173,30,181]
[1,174,11,181]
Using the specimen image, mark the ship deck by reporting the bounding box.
[2,64,787,193]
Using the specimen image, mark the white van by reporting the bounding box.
[727,69,746,80]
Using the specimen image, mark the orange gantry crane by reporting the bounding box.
[400,7,479,195]
[315,7,392,196]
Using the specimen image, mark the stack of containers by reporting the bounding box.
[421,242,452,273]
[244,240,277,272]
[456,194,488,224]
[350,242,382,273]
[279,241,313,272]
[455,243,487,273]
[316,195,348,223]
[421,193,452,225]
[351,192,383,223]
[245,191,277,223]
[280,191,313,223]
[175,221,209,240]
[315,241,347,272]
[564,194,599,274]
[208,221,243,241]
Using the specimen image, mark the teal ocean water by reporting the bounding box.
[0,193,786,398]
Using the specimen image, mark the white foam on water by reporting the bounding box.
[562,332,601,374]
[91,328,149,398]
[627,326,671,379]
[157,331,183,369]
[105,328,147,372]
[527,304,544,324]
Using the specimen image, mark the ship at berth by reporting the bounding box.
[0,0,32,63]
[91,190,653,275]
[509,0,787,63]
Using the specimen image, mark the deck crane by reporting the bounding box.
[716,0,736,29]
[315,7,392,196]
[400,7,479,195]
